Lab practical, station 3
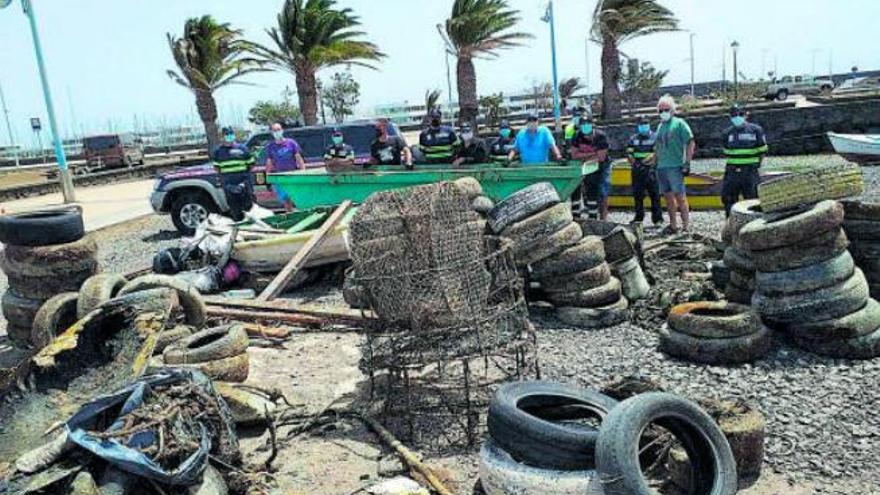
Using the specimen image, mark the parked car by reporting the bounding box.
[832,76,880,96]
[83,133,145,169]
[764,75,834,101]
[150,121,403,234]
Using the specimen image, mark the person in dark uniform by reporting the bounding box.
[212,126,254,221]
[626,117,663,225]
[488,120,517,164]
[370,119,412,168]
[452,123,488,166]
[418,108,459,164]
[569,115,611,220]
[721,104,769,216]
[323,127,356,172]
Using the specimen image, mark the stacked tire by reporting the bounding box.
[660,301,772,364]
[841,201,880,299]
[741,198,880,359]
[723,200,762,304]
[0,208,96,348]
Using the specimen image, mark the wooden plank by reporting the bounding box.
[203,296,368,322]
[258,200,353,301]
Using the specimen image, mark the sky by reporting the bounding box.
[0,0,878,148]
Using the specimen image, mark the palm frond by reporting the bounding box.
[591,0,679,44]
[445,0,533,59]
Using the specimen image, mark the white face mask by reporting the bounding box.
[272,130,284,140]
[659,111,672,122]
[462,132,474,141]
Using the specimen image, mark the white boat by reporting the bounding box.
[828,132,880,165]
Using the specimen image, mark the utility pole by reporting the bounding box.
[731,41,740,100]
[584,37,591,105]
[689,33,695,96]
[542,0,561,131]
[721,43,727,92]
[0,81,20,167]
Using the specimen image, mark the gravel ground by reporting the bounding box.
[2,157,879,493]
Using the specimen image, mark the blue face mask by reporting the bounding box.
[731,116,746,127]
[638,124,650,135]
[500,129,511,139]
[224,134,236,143]
[581,124,593,135]
[332,136,343,145]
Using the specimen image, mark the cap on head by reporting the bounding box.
[429,108,442,119]
[730,104,746,116]
[526,113,539,123]
[636,116,648,125]
[500,119,511,129]
[221,126,235,135]
[332,126,343,137]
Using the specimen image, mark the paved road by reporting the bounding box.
[1,178,156,232]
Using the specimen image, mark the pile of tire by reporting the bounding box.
[739,199,880,359]
[722,200,763,304]
[480,381,739,495]
[660,301,772,364]
[0,207,97,348]
[841,200,880,300]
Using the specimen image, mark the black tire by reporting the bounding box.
[758,163,863,213]
[547,277,622,308]
[154,325,194,354]
[601,228,637,264]
[710,261,730,291]
[170,191,218,236]
[754,269,870,326]
[502,203,573,248]
[841,200,880,221]
[118,274,207,328]
[530,236,605,278]
[478,439,604,495]
[722,247,754,274]
[728,270,755,291]
[667,301,758,338]
[776,89,789,101]
[7,264,97,300]
[2,292,44,330]
[164,324,249,365]
[77,273,128,318]
[658,324,773,365]
[540,262,611,293]
[755,250,854,296]
[514,222,582,267]
[738,200,844,251]
[724,282,752,304]
[487,182,560,233]
[487,381,619,470]
[555,297,629,329]
[751,228,849,273]
[0,207,84,246]
[595,392,738,495]
[30,292,79,349]
[0,235,98,278]
[791,325,880,360]
[784,298,880,342]
[842,219,880,241]
[5,324,31,348]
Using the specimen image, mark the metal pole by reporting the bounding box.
[22,0,74,201]
[0,81,20,167]
[584,38,590,103]
[445,51,454,107]
[733,46,739,100]
[545,1,561,131]
[721,43,727,91]
[689,33,695,96]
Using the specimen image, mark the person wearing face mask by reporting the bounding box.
[570,115,611,220]
[654,94,695,234]
[264,121,305,212]
[212,126,255,221]
[370,119,413,169]
[509,113,562,165]
[419,108,459,164]
[489,120,517,164]
[323,128,356,173]
[452,123,488,167]
[721,104,768,217]
[626,117,663,226]
[564,107,586,148]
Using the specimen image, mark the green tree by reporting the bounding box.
[251,0,384,126]
[248,88,302,126]
[479,92,505,127]
[422,89,443,124]
[443,0,532,127]
[558,77,585,112]
[620,60,668,111]
[167,16,265,151]
[591,0,678,120]
[322,72,360,123]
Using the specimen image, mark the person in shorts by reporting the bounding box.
[264,121,305,212]
[653,95,695,233]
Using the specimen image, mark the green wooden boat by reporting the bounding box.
[267,161,596,209]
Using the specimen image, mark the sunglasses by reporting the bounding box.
[658,108,672,114]
[731,112,746,117]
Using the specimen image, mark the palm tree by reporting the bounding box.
[558,77,585,113]
[591,0,678,120]
[251,0,384,126]
[443,0,532,127]
[422,89,443,124]
[167,16,265,151]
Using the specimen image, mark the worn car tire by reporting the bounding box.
[791,325,880,359]
[119,274,207,328]
[728,200,763,239]
[7,265,97,300]
[452,177,483,199]
[555,298,629,329]
[514,222,583,267]
[724,281,752,305]
[548,277,622,308]
[540,262,611,293]
[751,228,849,273]
[487,182,561,233]
[841,200,880,221]
[758,162,864,213]
[596,392,738,495]
[738,200,844,251]
[5,324,32,347]
[842,219,880,241]
[668,301,759,339]
[0,235,98,278]
[502,203,573,247]
[171,353,250,383]
[755,250,855,296]
[30,292,79,349]
[170,191,217,236]
[710,261,730,291]
[0,207,85,246]
[754,269,870,325]
[76,273,128,318]
[164,324,250,365]
[784,298,880,342]
[658,324,773,365]
[728,270,755,291]
[722,247,754,274]
[2,291,44,329]
[530,236,605,278]
[478,439,604,495]
[154,325,195,354]
[487,381,619,470]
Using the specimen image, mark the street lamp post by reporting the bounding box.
[689,33,696,96]
[731,40,740,101]
[542,1,561,131]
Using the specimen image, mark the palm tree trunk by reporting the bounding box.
[195,88,220,153]
[600,36,623,120]
[295,63,319,126]
[456,55,478,128]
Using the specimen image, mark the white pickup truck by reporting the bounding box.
[764,75,834,101]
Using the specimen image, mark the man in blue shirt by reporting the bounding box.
[508,114,562,165]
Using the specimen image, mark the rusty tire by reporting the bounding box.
[658,324,773,365]
[76,273,128,318]
[667,301,758,339]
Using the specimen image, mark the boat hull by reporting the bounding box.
[828,132,880,164]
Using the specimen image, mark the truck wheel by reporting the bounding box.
[171,192,217,235]
[776,89,789,101]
